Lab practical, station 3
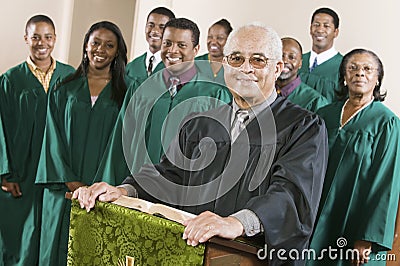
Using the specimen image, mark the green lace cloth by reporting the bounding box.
[68,200,205,265]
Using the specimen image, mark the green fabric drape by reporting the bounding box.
[68,200,205,266]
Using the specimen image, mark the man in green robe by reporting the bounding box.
[276,37,328,113]
[0,115,9,178]
[95,18,232,186]
[125,7,175,82]
[298,7,343,102]
[0,15,74,266]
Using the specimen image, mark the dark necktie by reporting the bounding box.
[147,55,155,76]
[168,76,180,98]
[309,57,318,72]
[231,109,250,141]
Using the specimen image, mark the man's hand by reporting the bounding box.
[182,211,244,246]
[352,240,372,265]
[72,182,127,212]
[1,178,22,197]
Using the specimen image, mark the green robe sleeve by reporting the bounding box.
[312,102,400,261]
[0,110,9,176]
[360,117,400,251]
[36,78,121,186]
[287,82,329,113]
[36,86,78,185]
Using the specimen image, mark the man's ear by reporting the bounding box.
[275,60,284,80]
[334,28,339,39]
[193,44,200,57]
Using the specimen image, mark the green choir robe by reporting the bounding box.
[308,101,400,265]
[195,53,226,86]
[299,52,343,103]
[94,67,232,186]
[125,52,165,83]
[0,61,74,266]
[0,114,9,176]
[35,77,125,266]
[287,82,329,113]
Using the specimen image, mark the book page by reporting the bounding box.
[112,196,196,224]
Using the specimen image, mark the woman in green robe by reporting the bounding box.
[308,49,400,265]
[35,21,130,266]
[0,15,75,266]
[195,19,232,86]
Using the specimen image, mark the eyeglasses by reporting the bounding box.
[226,53,274,69]
[347,64,377,74]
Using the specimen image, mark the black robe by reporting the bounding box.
[123,97,328,265]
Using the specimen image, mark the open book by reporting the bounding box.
[112,195,196,224]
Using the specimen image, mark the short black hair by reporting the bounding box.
[281,37,303,55]
[212,18,233,35]
[312,7,340,29]
[147,7,175,22]
[165,18,200,46]
[25,14,55,35]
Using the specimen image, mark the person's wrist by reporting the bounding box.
[117,187,128,196]
[227,216,245,236]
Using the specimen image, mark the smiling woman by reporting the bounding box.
[34,21,133,266]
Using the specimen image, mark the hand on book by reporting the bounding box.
[182,211,244,246]
[72,182,127,212]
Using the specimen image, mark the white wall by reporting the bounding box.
[0,0,74,70]
[68,0,136,67]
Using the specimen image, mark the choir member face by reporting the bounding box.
[161,27,199,75]
[345,53,379,100]
[278,38,302,82]
[24,22,56,63]
[207,24,229,59]
[85,28,118,71]
[310,13,338,54]
[145,13,170,53]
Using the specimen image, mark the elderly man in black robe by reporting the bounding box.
[74,23,328,265]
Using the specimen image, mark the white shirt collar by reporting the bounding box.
[146,50,162,71]
[231,90,277,125]
[310,46,337,66]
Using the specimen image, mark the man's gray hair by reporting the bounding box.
[224,22,282,60]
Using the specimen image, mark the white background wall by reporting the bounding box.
[1,0,399,115]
